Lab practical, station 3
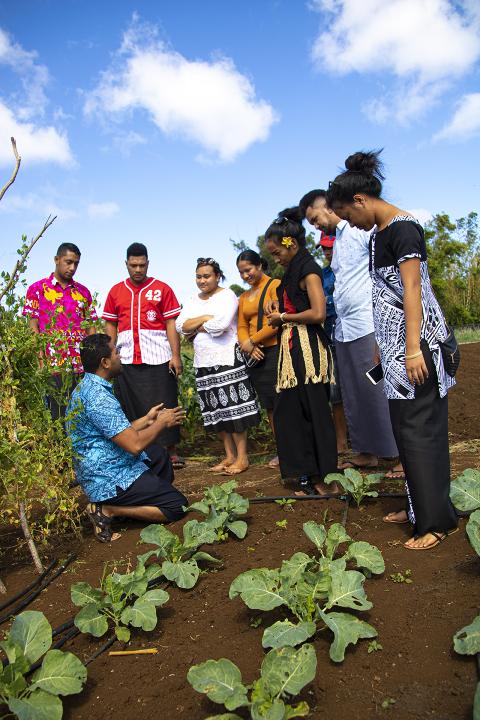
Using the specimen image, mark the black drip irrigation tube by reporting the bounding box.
[85,636,117,665]
[52,617,75,638]
[0,558,58,613]
[249,491,407,503]
[0,552,77,626]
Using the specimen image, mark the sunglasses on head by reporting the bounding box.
[196,257,217,265]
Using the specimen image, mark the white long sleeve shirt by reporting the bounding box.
[176,288,239,368]
[332,220,375,342]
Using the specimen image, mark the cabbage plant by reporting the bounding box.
[0,610,87,720]
[186,479,249,540]
[230,521,384,662]
[187,643,317,719]
[72,559,168,642]
[138,519,220,589]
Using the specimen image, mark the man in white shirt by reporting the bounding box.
[300,189,402,473]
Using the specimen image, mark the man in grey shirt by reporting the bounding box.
[300,189,402,474]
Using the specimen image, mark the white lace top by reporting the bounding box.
[176,288,239,368]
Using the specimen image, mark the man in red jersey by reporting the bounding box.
[103,243,184,467]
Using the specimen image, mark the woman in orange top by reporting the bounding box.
[237,250,281,467]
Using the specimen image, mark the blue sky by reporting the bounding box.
[1,0,479,308]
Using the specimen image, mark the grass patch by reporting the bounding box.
[456,327,480,344]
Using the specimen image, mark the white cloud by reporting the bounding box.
[0,102,73,167]
[84,16,278,162]
[111,130,147,157]
[0,191,77,220]
[87,201,120,219]
[0,27,49,119]
[434,93,480,141]
[311,0,480,124]
[0,28,73,167]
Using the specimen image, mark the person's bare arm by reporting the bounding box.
[165,318,183,376]
[104,320,118,345]
[130,404,164,430]
[399,258,428,385]
[112,406,185,455]
[181,315,213,334]
[267,274,326,327]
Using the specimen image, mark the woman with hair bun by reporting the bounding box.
[176,258,260,474]
[264,208,338,495]
[326,150,458,550]
[236,249,281,467]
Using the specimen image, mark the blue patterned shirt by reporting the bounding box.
[66,373,149,501]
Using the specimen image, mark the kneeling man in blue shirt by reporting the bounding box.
[67,333,187,542]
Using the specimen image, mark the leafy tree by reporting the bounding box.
[0,138,82,580]
[425,212,480,325]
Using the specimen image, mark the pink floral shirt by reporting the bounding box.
[22,273,97,372]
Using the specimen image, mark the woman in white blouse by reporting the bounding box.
[176,258,260,474]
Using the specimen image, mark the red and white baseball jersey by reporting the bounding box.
[102,277,181,365]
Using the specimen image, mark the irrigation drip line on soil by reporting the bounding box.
[0,552,77,625]
[0,557,58,613]
[52,626,80,651]
[341,498,350,527]
[85,636,117,666]
[52,617,75,637]
[248,491,407,503]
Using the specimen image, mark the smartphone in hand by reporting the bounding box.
[365,362,384,385]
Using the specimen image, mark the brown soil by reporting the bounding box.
[1,343,480,720]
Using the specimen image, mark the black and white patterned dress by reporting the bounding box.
[195,345,260,433]
[370,215,455,401]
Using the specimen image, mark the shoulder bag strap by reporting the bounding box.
[256,278,274,332]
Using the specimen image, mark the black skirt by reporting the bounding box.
[115,362,180,448]
[247,345,278,411]
[195,345,260,433]
[273,327,337,480]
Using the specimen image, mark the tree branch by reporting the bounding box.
[0,215,57,303]
[0,137,21,204]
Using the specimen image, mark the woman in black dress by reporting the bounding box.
[326,151,458,550]
[264,207,338,495]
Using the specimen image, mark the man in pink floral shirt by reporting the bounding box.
[23,243,97,417]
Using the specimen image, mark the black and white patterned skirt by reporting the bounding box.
[194,345,260,433]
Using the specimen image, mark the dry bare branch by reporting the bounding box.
[0,214,57,303]
[0,137,21,204]
[19,502,44,573]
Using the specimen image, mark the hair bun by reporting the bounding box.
[278,205,303,225]
[345,150,384,180]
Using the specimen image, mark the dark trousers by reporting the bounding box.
[388,342,458,536]
[104,446,187,522]
[47,373,80,420]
